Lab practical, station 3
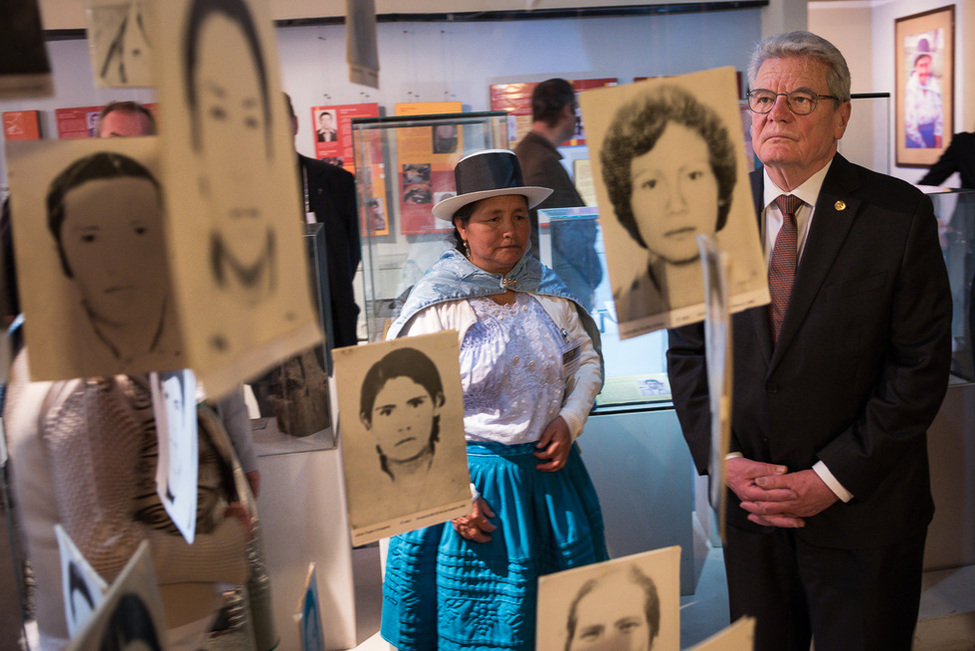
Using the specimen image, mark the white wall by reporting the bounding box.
[276,11,763,159]
[0,9,763,186]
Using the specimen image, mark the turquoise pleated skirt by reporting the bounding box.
[381,441,608,651]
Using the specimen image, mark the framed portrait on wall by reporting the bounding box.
[895,5,954,167]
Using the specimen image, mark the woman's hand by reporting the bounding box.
[451,498,497,543]
[533,416,572,472]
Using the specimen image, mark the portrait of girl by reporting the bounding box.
[579,68,768,338]
[334,332,470,544]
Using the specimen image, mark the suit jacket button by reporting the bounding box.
[765,383,778,394]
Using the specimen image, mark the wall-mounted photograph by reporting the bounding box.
[895,5,954,167]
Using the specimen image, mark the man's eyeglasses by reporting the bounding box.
[746,89,839,115]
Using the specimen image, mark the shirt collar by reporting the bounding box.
[763,157,834,212]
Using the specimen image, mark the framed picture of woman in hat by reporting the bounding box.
[895,5,954,167]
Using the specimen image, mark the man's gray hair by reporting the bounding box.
[748,31,851,103]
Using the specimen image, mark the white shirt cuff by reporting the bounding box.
[813,460,854,503]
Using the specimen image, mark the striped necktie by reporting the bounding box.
[768,194,802,343]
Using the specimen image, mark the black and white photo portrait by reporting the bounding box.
[316,109,337,142]
[579,68,768,338]
[432,124,458,154]
[334,332,470,545]
[67,541,166,651]
[537,546,681,651]
[152,0,320,396]
[6,137,184,381]
[565,564,660,650]
[86,0,153,88]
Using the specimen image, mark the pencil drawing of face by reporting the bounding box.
[602,85,736,266]
[100,593,163,651]
[565,565,660,651]
[98,0,151,86]
[183,0,275,305]
[46,152,170,364]
[359,348,445,481]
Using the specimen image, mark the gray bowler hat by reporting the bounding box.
[431,149,553,222]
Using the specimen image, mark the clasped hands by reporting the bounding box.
[726,457,839,528]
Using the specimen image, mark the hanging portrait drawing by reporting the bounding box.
[86,0,153,88]
[152,0,320,397]
[579,67,768,339]
[6,137,185,381]
[537,546,682,651]
[334,331,470,546]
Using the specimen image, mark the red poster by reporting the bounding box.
[55,106,104,139]
[3,110,42,140]
[311,102,379,173]
[490,78,617,146]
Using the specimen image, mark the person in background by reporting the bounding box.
[97,100,157,138]
[919,128,975,189]
[381,150,607,651]
[515,78,602,311]
[668,31,951,650]
[286,93,361,348]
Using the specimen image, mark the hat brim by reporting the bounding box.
[431,186,554,222]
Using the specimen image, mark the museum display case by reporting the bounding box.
[351,111,510,342]
[249,222,336,453]
[537,206,672,410]
[928,188,975,383]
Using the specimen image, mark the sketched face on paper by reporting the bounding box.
[184,0,276,305]
[629,123,720,265]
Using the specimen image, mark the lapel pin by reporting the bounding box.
[834,200,847,211]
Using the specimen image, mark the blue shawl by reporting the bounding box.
[387,250,603,369]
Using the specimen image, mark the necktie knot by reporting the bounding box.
[774,194,803,218]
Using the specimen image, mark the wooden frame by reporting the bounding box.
[895,5,954,167]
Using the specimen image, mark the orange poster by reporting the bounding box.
[392,102,463,235]
[55,106,104,139]
[311,102,379,173]
[3,110,42,140]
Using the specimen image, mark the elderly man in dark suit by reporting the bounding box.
[667,31,951,651]
[286,94,361,348]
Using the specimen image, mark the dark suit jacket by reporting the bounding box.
[514,130,585,256]
[299,154,361,348]
[667,154,952,549]
[919,132,975,189]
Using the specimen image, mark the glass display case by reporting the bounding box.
[928,188,975,383]
[248,222,336,452]
[538,206,671,411]
[351,111,510,342]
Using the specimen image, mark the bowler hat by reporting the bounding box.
[431,149,553,221]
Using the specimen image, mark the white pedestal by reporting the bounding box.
[254,425,356,651]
